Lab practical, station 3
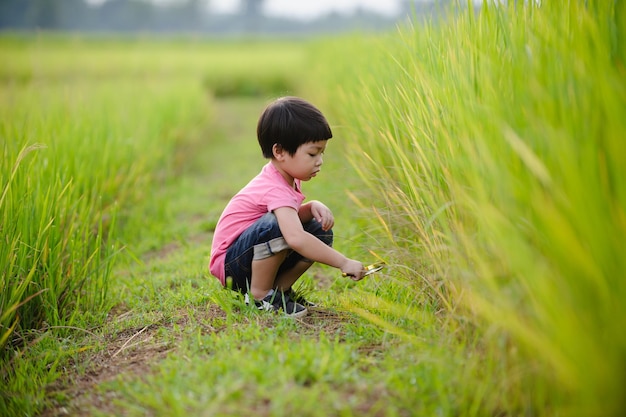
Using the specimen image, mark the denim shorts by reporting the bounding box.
[224,212,333,293]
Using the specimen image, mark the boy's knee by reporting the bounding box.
[320,228,333,246]
[304,220,333,246]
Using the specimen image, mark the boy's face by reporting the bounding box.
[281,140,327,182]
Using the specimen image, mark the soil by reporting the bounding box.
[41,302,220,416]
[42,298,359,416]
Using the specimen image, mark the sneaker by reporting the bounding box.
[245,290,307,318]
[284,288,317,308]
[244,292,275,312]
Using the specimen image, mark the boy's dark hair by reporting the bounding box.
[257,96,333,158]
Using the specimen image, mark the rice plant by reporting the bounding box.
[0,36,208,355]
[311,1,626,415]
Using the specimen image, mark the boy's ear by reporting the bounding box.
[272,143,285,160]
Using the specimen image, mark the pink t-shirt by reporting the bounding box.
[209,162,305,284]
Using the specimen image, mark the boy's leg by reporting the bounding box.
[224,214,332,300]
[274,260,313,292]
[250,250,288,300]
[224,212,291,298]
[274,219,333,291]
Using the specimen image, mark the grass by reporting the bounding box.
[3,1,625,415]
[310,1,626,415]
[1,47,205,350]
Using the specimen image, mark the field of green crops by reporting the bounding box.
[2,1,625,416]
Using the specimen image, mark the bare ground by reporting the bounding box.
[43,300,364,416]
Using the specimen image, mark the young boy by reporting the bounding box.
[209,96,366,318]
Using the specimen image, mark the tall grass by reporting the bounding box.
[0,36,208,352]
[310,1,626,415]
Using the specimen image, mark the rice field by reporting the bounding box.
[311,1,626,415]
[2,1,625,416]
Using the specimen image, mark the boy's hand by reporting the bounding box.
[310,201,334,231]
[341,259,366,281]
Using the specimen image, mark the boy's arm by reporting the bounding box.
[298,200,334,231]
[275,206,364,279]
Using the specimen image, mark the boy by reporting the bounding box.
[209,96,366,318]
